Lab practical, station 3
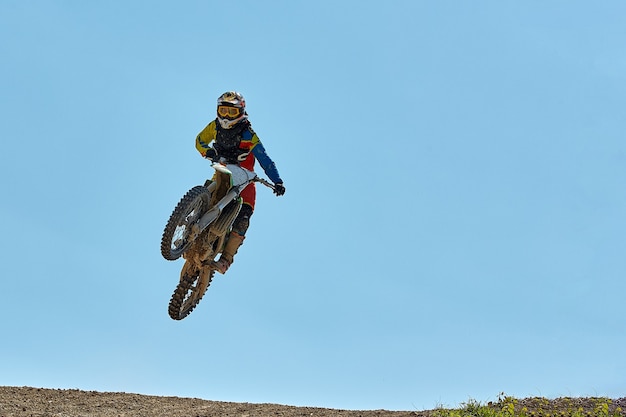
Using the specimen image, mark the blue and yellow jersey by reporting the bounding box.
[195,120,282,185]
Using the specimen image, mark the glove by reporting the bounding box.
[204,147,217,161]
[273,183,286,196]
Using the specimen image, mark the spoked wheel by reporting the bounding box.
[161,186,211,261]
[168,262,214,320]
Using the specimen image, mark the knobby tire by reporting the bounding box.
[168,265,214,320]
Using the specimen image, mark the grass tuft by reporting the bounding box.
[431,393,624,417]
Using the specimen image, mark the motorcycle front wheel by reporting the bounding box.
[161,186,211,261]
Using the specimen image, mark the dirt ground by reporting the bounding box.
[0,387,422,417]
[1,387,625,417]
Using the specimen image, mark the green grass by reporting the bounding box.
[431,394,624,417]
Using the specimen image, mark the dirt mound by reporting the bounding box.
[0,387,420,417]
[1,387,625,417]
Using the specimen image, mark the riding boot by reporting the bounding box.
[213,232,245,274]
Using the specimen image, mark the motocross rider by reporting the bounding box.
[195,91,285,274]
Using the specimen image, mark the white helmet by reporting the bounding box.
[216,91,248,129]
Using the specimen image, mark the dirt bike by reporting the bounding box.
[160,159,275,320]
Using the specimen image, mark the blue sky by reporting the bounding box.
[1,0,625,412]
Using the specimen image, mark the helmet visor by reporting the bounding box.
[217,105,241,119]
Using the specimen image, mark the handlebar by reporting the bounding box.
[254,177,276,191]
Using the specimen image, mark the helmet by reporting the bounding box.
[216,91,248,129]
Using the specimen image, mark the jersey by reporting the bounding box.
[195,119,282,185]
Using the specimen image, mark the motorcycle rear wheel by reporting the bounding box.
[168,262,213,320]
[161,186,211,261]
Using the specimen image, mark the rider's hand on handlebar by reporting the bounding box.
[204,147,217,161]
[273,183,286,196]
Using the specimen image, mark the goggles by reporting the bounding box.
[217,105,241,119]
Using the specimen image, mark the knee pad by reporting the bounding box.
[232,204,253,235]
